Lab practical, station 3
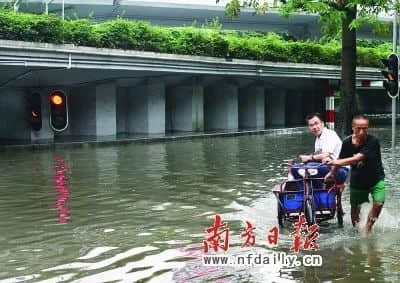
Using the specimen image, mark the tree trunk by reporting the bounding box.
[336,7,358,138]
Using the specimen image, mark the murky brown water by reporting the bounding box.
[0,128,399,282]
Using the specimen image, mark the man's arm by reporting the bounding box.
[324,153,365,181]
[329,153,365,167]
[299,152,331,163]
[313,152,332,162]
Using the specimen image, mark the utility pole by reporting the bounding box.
[392,0,398,150]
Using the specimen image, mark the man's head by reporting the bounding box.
[352,115,369,142]
[306,113,325,137]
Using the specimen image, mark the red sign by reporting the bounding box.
[203,214,319,253]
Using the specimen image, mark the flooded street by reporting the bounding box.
[0,127,399,283]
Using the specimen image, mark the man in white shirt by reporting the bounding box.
[299,113,342,163]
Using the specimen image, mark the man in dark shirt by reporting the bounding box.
[325,115,385,235]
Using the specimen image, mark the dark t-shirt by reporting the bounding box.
[339,134,385,190]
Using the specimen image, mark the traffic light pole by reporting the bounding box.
[392,0,398,150]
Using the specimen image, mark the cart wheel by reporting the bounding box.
[305,200,316,225]
[336,190,344,228]
[277,203,284,228]
[337,207,344,228]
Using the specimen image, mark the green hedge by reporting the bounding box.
[0,8,391,68]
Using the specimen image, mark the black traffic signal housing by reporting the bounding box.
[27,93,42,131]
[382,53,399,97]
[49,91,68,132]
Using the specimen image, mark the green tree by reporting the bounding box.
[218,0,394,137]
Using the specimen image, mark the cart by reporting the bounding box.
[273,162,347,228]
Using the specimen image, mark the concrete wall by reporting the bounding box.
[239,85,265,129]
[286,91,303,126]
[70,83,116,136]
[148,81,165,134]
[266,89,286,127]
[70,85,96,136]
[128,80,165,134]
[192,85,204,132]
[116,87,128,134]
[302,90,316,118]
[128,84,147,134]
[166,84,204,132]
[95,83,116,136]
[166,86,192,132]
[315,91,325,115]
[204,81,238,131]
[4,76,383,143]
[312,80,327,116]
[0,88,29,140]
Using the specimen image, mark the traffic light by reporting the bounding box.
[27,93,42,131]
[382,53,399,97]
[49,91,68,132]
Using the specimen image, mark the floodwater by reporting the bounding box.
[0,127,399,283]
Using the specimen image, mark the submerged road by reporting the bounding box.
[0,127,399,282]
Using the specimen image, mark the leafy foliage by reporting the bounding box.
[219,0,397,136]
[0,7,392,67]
[0,8,63,43]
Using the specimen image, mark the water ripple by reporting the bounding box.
[0,132,399,282]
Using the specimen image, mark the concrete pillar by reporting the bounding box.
[116,87,128,135]
[127,80,165,134]
[192,85,204,132]
[266,89,286,127]
[0,88,29,140]
[239,85,265,130]
[286,91,303,126]
[204,81,238,131]
[70,82,116,136]
[166,83,204,132]
[96,83,116,136]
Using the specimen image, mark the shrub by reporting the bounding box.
[0,9,63,43]
[63,19,93,46]
[0,8,392,68]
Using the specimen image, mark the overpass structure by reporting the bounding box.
[0,1,394,144]
[0,39,389,144]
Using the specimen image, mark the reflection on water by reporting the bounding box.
[54,156,70,224]
[0,127,399,282]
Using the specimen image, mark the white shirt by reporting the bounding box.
[314,128,342,159]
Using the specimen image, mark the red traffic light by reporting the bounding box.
[382,70,395,81]
[50,93,64,105]
[27,93,42,131]
[49,91,68,132]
